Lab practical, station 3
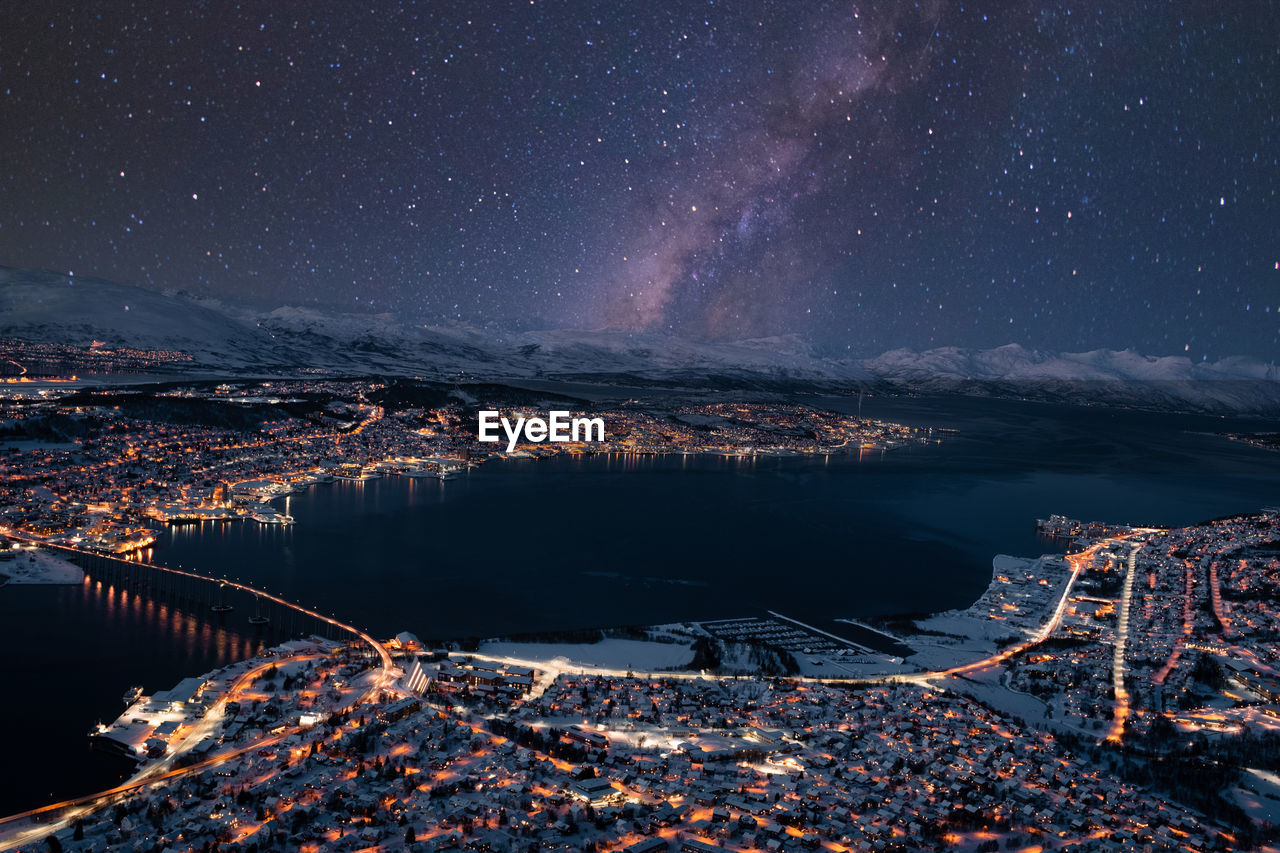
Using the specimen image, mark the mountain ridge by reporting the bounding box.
[2,266,1276,413]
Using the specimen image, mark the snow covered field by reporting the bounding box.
[0,548,84,584]
[478,638,695,672]
[897,554,1069,671]
[1232,768,1280,827]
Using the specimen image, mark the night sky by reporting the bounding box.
[1,2,1276,359]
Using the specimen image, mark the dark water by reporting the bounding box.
[0,578,257,812]
[148,395,1280,641]
[1,393,1278,813]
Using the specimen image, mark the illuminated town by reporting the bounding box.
[2,370,1280,850]
[3,361,1280,852]
[4,451,1280,851]
[3,0,1279,847]
[0,375,929,552]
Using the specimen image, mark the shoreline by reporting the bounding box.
[0,514,1193,829]
[105,443,918,544]
[833,615,907,644]
[0,547,85,586]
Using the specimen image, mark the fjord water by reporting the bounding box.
[1,393,1278,812]
[0,580,257,812]
[152,394,1280,640]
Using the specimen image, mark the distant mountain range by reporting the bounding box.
[3,266,1278,414]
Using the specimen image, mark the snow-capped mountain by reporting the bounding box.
[3,267,1278,413]
[0,267,868,384]
[864,343,1278,383]
[860,343,1280,414]
[0,266,275,364]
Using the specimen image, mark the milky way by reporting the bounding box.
[594,5,931,334]
[0,2,1275,358]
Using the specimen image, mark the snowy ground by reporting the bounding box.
[940,668,1052,725]
[0,548,84,584]
[833,617,907,644]
[1231,768,1280,827]
[792,655,915,679]
[902,639,999,671]
[898,554,1069,671]
[477,638,695,672]
[913,611,1020,643]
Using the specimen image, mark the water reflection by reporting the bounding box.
[73,571,258,666]
[0,574,259,812]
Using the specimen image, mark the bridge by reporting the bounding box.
[0,543,394,850]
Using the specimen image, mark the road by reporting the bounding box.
[46,543,394,684]
[486,540,1122,691]
[1106,542,1142,741]
[0,535,1124,849]
[0,653,319,850]
[0,544,396,851]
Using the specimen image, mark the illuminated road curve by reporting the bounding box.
[0,654,320,851]
[486,539,1132,692]
[900,534,1147,687]
[0,542,396,851]
[0,536,1129,849]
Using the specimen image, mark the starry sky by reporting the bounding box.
[0,2,1276,359]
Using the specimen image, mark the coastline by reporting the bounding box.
[0,547,84,586]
